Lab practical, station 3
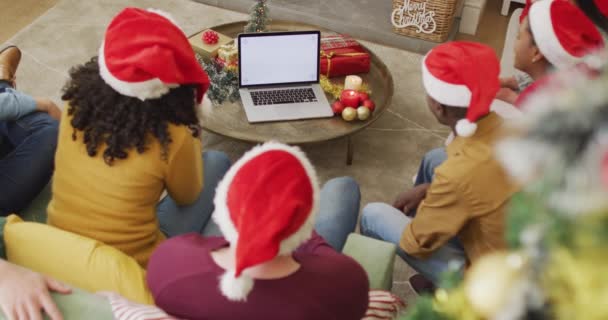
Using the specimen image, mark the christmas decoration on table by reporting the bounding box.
[402,53,608,320]
[320,75,371,100]
[244,0,271,33]
[321,33,360,51]
[189,29,232,59]
[333,90,375,122]
[320,34,371,78]
[329,74,376,122]
[203,30,219,44]
[216,43,239,71]
[196,54,240,105]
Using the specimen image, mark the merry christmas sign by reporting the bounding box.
[391,0,437,34]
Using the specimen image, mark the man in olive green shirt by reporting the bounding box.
[361,42,518,286]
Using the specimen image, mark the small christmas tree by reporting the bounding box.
[244,0,271,33]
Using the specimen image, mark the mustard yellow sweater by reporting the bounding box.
[48,112,203,267]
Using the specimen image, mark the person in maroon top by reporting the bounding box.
[147,142,369,320]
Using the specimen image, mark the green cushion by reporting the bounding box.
[19,181,51,222]
[0,288,114,320]
[342,233,397,290]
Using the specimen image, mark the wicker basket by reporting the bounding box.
[391,0,458,43]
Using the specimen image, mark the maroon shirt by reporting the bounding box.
[147,232,369,320]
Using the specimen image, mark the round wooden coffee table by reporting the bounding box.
[193,21,394,165]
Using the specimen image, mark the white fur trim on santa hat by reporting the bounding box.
[98,43,179,101]
[212,142,320,255]
[455,119,477,137]
[529,0,580,69]
[220,271,254,302]
[421,55,471,108]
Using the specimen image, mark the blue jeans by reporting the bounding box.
[361,147,465,285]
[414,147,447,186]
[157,150,232,237]
[0,92,59,215]
[314,177,361,251]
[208,176,358,252]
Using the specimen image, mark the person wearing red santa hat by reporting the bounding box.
[147,142,368,319]
[360,42,519,291]
[497,0,605,106]
[576,0,608,33]
[46,7,231,268]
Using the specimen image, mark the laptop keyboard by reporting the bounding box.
[250,88,318,106]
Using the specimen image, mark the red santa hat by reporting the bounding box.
[520,0,532,23]
[422,41,500,138]
[595,0,608,17]
[98,8,210,103]
[528,0,605,69]
[212,142,320,301]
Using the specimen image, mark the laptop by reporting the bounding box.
[238,31,333,123]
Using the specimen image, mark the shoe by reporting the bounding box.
[0,46,22,84]
[409,274,436,295]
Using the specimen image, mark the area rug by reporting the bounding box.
[1,0,450,301]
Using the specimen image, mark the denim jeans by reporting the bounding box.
[413,147,447,186]
[157,150,232,237]
[205,176,359,252]
[313,177,361,251]
[0,83,59,215]
[361,147,465,285]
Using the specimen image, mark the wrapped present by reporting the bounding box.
[218,43,238,64]
[215,56,238,72]
[216,43,238,71]
[321,34,360,51]
[320,45,371,78]
[189,29,232,59]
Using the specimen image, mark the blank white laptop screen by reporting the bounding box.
[239,33,319,87]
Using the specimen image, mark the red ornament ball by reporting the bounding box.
[362,99,376,113]
[203,30,219,45]
[358,92,369,101]
[332,101,346,115]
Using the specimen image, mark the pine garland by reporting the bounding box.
[197,54,240,105]
[244,0,271,33]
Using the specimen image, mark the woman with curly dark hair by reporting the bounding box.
[46,8,231,267]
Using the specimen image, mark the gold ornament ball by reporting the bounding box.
[357,106,371,120]
[342,107,357,121]
[464,252,526,318]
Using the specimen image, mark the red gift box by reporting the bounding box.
[321,34,359,51]
[320,45,371,78]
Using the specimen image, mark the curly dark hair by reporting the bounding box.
[61,57,201,165]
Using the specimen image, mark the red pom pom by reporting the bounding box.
[203,30,219,45]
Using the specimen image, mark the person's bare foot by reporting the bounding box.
[0,46,21,87]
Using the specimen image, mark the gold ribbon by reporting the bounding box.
[320,50,368,77]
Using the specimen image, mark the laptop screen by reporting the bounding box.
[239,31,320,87]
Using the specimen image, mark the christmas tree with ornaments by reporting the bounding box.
[404,55,608,320]
[244,0,271,33]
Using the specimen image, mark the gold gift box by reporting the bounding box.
[189,29,233,59]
